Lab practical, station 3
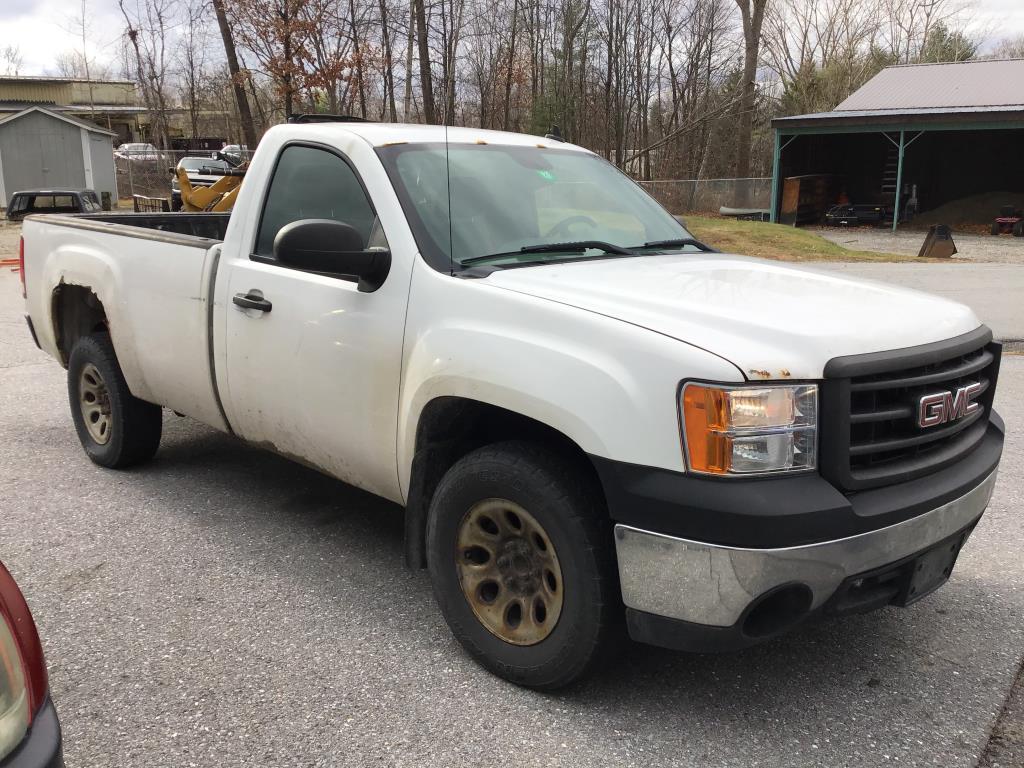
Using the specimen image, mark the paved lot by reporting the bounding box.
[807,262,1024,343]
[1,265,1022,767]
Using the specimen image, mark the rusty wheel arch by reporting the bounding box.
[51,283,109,367]
[403,396,606,569]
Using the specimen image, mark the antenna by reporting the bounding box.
[444,120,454,276]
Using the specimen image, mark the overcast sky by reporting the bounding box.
[2,0,1024,77]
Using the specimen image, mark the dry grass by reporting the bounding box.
[685,215,919,262]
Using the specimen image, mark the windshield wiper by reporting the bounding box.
[461,240,636,266]
[630,237,716,253]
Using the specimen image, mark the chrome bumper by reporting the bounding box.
[614,470,997,628]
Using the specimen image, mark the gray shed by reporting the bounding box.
[0,106,118,208]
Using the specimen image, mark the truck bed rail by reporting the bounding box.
[24,212,230,247]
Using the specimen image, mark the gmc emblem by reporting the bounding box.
[917,382,983,428]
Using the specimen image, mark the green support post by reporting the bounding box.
[892,129,905,233]
[769,130,781,223]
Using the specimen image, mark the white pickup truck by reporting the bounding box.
[20,121,1003,689]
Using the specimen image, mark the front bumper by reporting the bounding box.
[1,698,63,768]
[616,466,996,626]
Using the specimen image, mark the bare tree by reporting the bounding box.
[733,0,768,184]
[212,0,258,146]
[0,46,22,76]
[118,0,177,148]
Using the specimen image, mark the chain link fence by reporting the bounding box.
[638,178,772,215]
[115,148,254,203]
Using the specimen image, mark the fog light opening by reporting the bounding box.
[742,583,813,639]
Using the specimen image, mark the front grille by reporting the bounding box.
[821,328,1001,491]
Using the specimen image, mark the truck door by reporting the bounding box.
[217,141,411,503]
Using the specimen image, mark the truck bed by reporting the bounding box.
[21,209,230,435]
[29,211,231,246]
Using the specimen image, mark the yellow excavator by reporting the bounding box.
[173,152,248,212]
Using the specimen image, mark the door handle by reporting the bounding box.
[232,291,273,312]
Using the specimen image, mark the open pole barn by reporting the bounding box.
[769,59,1024,232]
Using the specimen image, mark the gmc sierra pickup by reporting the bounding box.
[20,122,1003,689]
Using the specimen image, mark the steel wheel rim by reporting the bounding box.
[455,498,564,646]
[79,363,112,445]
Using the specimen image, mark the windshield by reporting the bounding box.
[377,143,693,271]
[180,157,228,172]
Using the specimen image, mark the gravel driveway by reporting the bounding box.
[1,264,1023,767]
[813,227,1024,264]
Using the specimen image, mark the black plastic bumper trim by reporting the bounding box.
[24,315,41,351]
[591,417,1002,549]
[0,697,64,768]
[626,608,757,653]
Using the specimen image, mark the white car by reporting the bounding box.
[20,123,1004,689]
[113,142,160,161]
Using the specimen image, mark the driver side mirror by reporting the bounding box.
[273,219,391,292]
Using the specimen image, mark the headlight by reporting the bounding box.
[681,383,817,475]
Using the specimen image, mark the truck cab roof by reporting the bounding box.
[267,121,593,151]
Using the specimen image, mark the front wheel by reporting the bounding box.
[67,333,162,468]
[426,441,620,689]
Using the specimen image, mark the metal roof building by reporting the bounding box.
[769,59,1024,230]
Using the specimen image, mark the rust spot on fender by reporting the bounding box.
[780,368,791,378]
[748,369,771,379]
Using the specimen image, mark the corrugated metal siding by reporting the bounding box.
[68,81,138,106]
[837,59,1024,112]
[0,81,73,105]
[0,111,86,205]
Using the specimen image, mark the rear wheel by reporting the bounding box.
[991,221,1001,236]
[1014,220,1024,237]
[68,333,162,468]
[426,441,620,689]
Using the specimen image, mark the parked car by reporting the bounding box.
[19,123,1004,689]
[5,190,102,222]
[0,562,63,767]
[113,142,160,161]
[170,157,231,211]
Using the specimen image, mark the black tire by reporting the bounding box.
[1014,220,1024,237]
[991,222,1001,236]
[426,441,620,689]
[67,333,162,468]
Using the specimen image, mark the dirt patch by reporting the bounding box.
[0,221,21,261]
[914,191,1024,231]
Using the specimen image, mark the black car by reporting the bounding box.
[5,190,103,222]
[0,561,62,767]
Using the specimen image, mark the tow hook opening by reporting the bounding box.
[742,583,813,639]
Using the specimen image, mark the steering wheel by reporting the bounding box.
[544,214,598,239]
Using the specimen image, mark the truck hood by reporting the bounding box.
[485,254,981,380]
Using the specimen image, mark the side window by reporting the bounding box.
[254,145,379,258]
